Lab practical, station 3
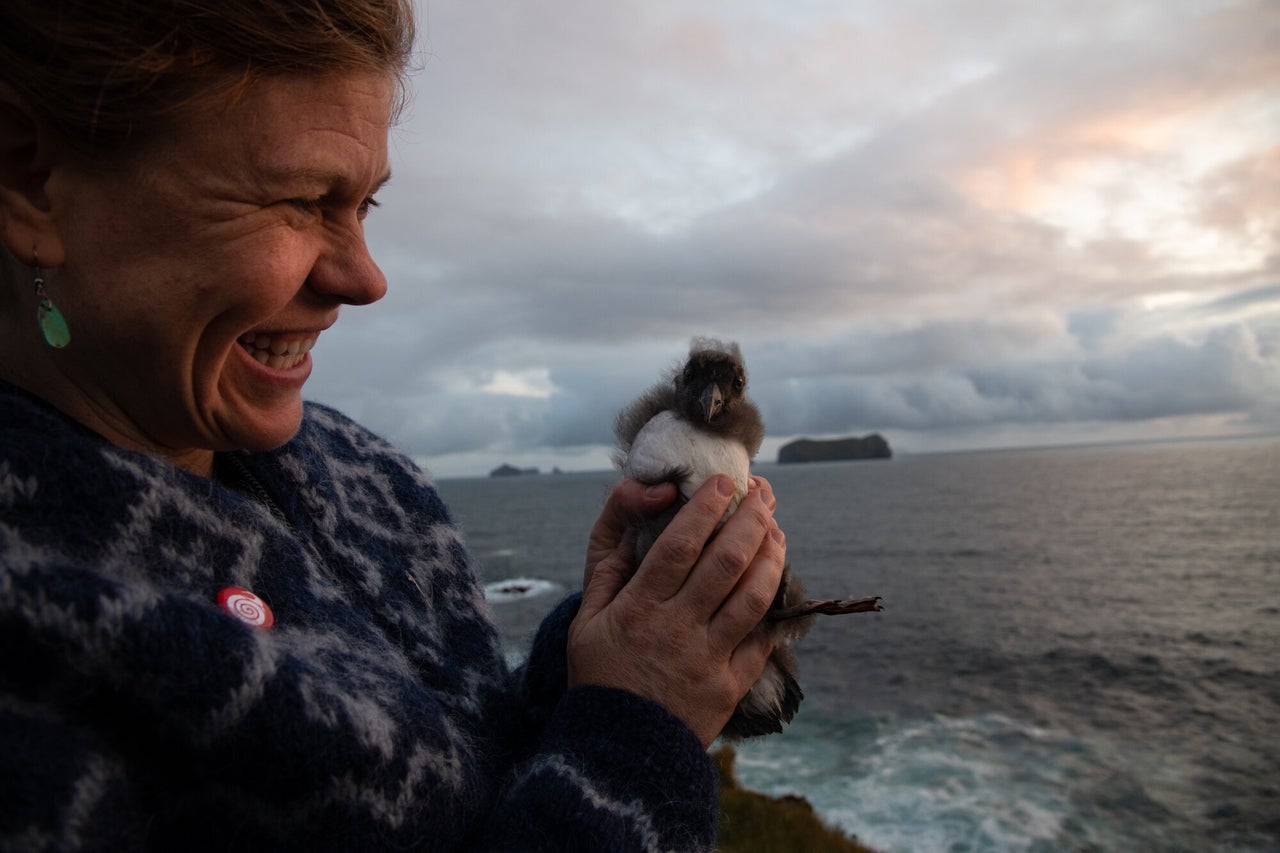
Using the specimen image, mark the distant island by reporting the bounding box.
[486,464,568,477]
[777,434,892,464]
[489,463,539,477]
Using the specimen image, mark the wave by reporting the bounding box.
[734,713,1196,853]
[483,576,560,603]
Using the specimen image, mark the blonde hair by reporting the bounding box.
[0,0,415,162]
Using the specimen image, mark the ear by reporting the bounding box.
[0,82,65,267]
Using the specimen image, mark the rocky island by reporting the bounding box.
[777,434,891,464]
[488,463,539,477]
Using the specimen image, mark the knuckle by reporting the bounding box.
[763,534,786,571]
[726,498,771,541]
[688,504,723,534]
[741,499,773,532]
[710,538,752,579]
[740,583,775,619]
[658,530,703,566]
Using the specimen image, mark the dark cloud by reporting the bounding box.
[303,0,1280,475]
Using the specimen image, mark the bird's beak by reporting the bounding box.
[699,383,724,422]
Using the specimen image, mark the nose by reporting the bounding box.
[308,226,388,306]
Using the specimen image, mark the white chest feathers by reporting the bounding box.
[622,410,752,516]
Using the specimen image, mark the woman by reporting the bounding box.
[0,1,786,851]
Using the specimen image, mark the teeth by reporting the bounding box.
[238,332,317,369]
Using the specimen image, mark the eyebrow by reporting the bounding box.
[268,165,393,196]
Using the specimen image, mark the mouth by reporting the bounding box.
[237,331,317,370]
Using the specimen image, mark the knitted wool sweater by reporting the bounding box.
[0,381,717,852]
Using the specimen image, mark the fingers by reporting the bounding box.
[578,528,636,619]
[583,479,677,589]
[708,524,786,656]
[587,478,678,555]
[582,472,783,646]
[627,474,739,603]
[727,630,776,697]
[676,481,780,619]
[749,475,777,512]
[568,473,788,747]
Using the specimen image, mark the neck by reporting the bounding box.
[0,359,217,479]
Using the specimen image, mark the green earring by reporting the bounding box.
[33,256,71,349]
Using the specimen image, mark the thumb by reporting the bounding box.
[578,529,636,620]
[584,479,676,587]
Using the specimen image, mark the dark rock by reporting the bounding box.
[489,463,540,477]
[777,434,892,464]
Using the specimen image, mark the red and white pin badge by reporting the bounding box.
[216,586,275,630]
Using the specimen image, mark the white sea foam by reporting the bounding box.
[482,576,559,603]
[735,714,1113,852]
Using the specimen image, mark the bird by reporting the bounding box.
[613,337,881,741]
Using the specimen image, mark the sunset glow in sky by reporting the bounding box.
[308,0,1280,477]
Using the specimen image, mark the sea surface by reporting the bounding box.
[436,438,1280,852]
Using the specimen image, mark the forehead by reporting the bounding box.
[167,72,394,189]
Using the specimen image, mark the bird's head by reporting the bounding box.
[675,339,748,426]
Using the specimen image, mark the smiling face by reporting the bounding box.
[23,73,394,473]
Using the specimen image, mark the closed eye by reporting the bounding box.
[287,197,323,216]
[357,196,380,220]
[285,195,380,222]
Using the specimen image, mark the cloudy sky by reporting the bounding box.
[307,0,1280,478]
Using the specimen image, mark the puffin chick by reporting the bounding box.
[614,337,881,740]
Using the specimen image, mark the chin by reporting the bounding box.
[226,403,306,452]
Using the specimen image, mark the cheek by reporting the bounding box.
[198,239,314,321]
[246,240,314,305]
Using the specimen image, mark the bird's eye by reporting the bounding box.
[683,366,694,382]
[734,377,745,390]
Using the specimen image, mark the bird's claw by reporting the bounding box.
[770,595,883,620]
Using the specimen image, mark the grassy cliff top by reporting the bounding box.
[714,746,877,853]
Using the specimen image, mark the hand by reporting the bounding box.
[568,474,787,747]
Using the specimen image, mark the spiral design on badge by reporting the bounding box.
[226,593,268,625]
[216,587,275,629]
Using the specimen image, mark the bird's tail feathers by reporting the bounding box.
[719,649,804,742]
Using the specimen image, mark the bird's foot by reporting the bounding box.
[770,596,883,620]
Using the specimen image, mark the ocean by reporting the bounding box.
[435,438,1280,852]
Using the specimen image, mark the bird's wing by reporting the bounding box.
[613,383,678,455]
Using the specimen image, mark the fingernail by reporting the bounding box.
[771,527,786,546]
[644,483,667,498]
[716,476,735,497]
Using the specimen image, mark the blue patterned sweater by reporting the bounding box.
[0,381,717,851]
